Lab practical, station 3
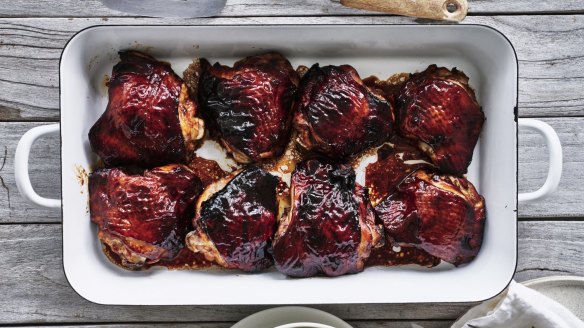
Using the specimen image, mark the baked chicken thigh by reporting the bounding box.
[197,52,299,163]
[89,51,204,167]
[396,65,484,175]
[89,164,203,270]
[365,136,435,206]
[294,64,394,159]
[272,159,382,277]
[375,170,486,266]
[186,166,280,272]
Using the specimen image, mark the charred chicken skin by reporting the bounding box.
[364,137,439,268]
[89,51,204,167]
[396,65,484,175]
[294,64,394,159]
[89,164,203,270]
[365,136,436,206]
[272,159,382,277]
[197,52,299,163]
[186,166,280,272]
[375,170,486,266]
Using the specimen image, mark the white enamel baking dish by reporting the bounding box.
[14,25,563,305]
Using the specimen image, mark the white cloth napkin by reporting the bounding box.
[451,281,584,328]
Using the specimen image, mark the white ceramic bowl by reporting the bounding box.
[232,306,352,328]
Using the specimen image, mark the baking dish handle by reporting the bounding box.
[14,124,62,209]
[518,119,563,202]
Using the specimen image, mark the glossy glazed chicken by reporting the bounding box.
[186,166,280,272]
[272,159,382,277]
[365,136,435,206]
[89,164,203,270]
[89,51,204,167]
[363,138,440,268]
[396,65,484,175]
[196,52,299,163]
[294,64,394,159]
[375,170,486,266]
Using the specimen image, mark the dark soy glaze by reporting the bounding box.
[89,165,203,270]
[365,136,435,206]
[272,159,377,277]
[197,166,280,272]
[375,171,486,266]
[199,52,299,162]
[89,51,188,167]
[396,65,485,175]
[362,72,410,107]
[294,64,394,159]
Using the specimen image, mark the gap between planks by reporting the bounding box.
[0,221,582,323]
[0,0,584,17]
[0,320,455,328]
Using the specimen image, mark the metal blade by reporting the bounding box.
[100,0,227,18]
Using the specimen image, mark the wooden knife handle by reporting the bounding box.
[340,0,468,22]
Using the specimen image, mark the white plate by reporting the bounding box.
[55,25,523,305]
[523,276,584,320]
[232,306,353,328]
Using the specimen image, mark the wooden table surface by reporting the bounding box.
[1,1,584,327]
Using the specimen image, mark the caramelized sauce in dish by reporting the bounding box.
[103,244,214,271]
[188,156,228,187]
[366,244,441,268]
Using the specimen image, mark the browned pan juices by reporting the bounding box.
[367,245,441,268]
[102,244,214,271]
[188,156,229,186]
[363,72,409,106]
[259,131,305,177]
[159,248,214,270]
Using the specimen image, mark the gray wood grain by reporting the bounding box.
[1,221,582,324]
[2,117,582,223]
[1,16,584,120]
[0,0,583,17]
[0,122,61,223]
[518,118,584,218]
[515,221,584,281]
[0,226,473,323]
[0,123,61,223]
[352,322,450,328]
[14,322,452,328]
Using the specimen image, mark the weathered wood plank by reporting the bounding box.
[17,326,231,328]
[0,16,584,120]
[515,221,584,282]
[14,321,452,328]
[351,322,450,328]
[518,118,584,218]
[22,325,231,328]
[0,0,583,18]
[2,117,582,223]
[0,225,474,323]
[0,122,61,223]
[2,221,581,324]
